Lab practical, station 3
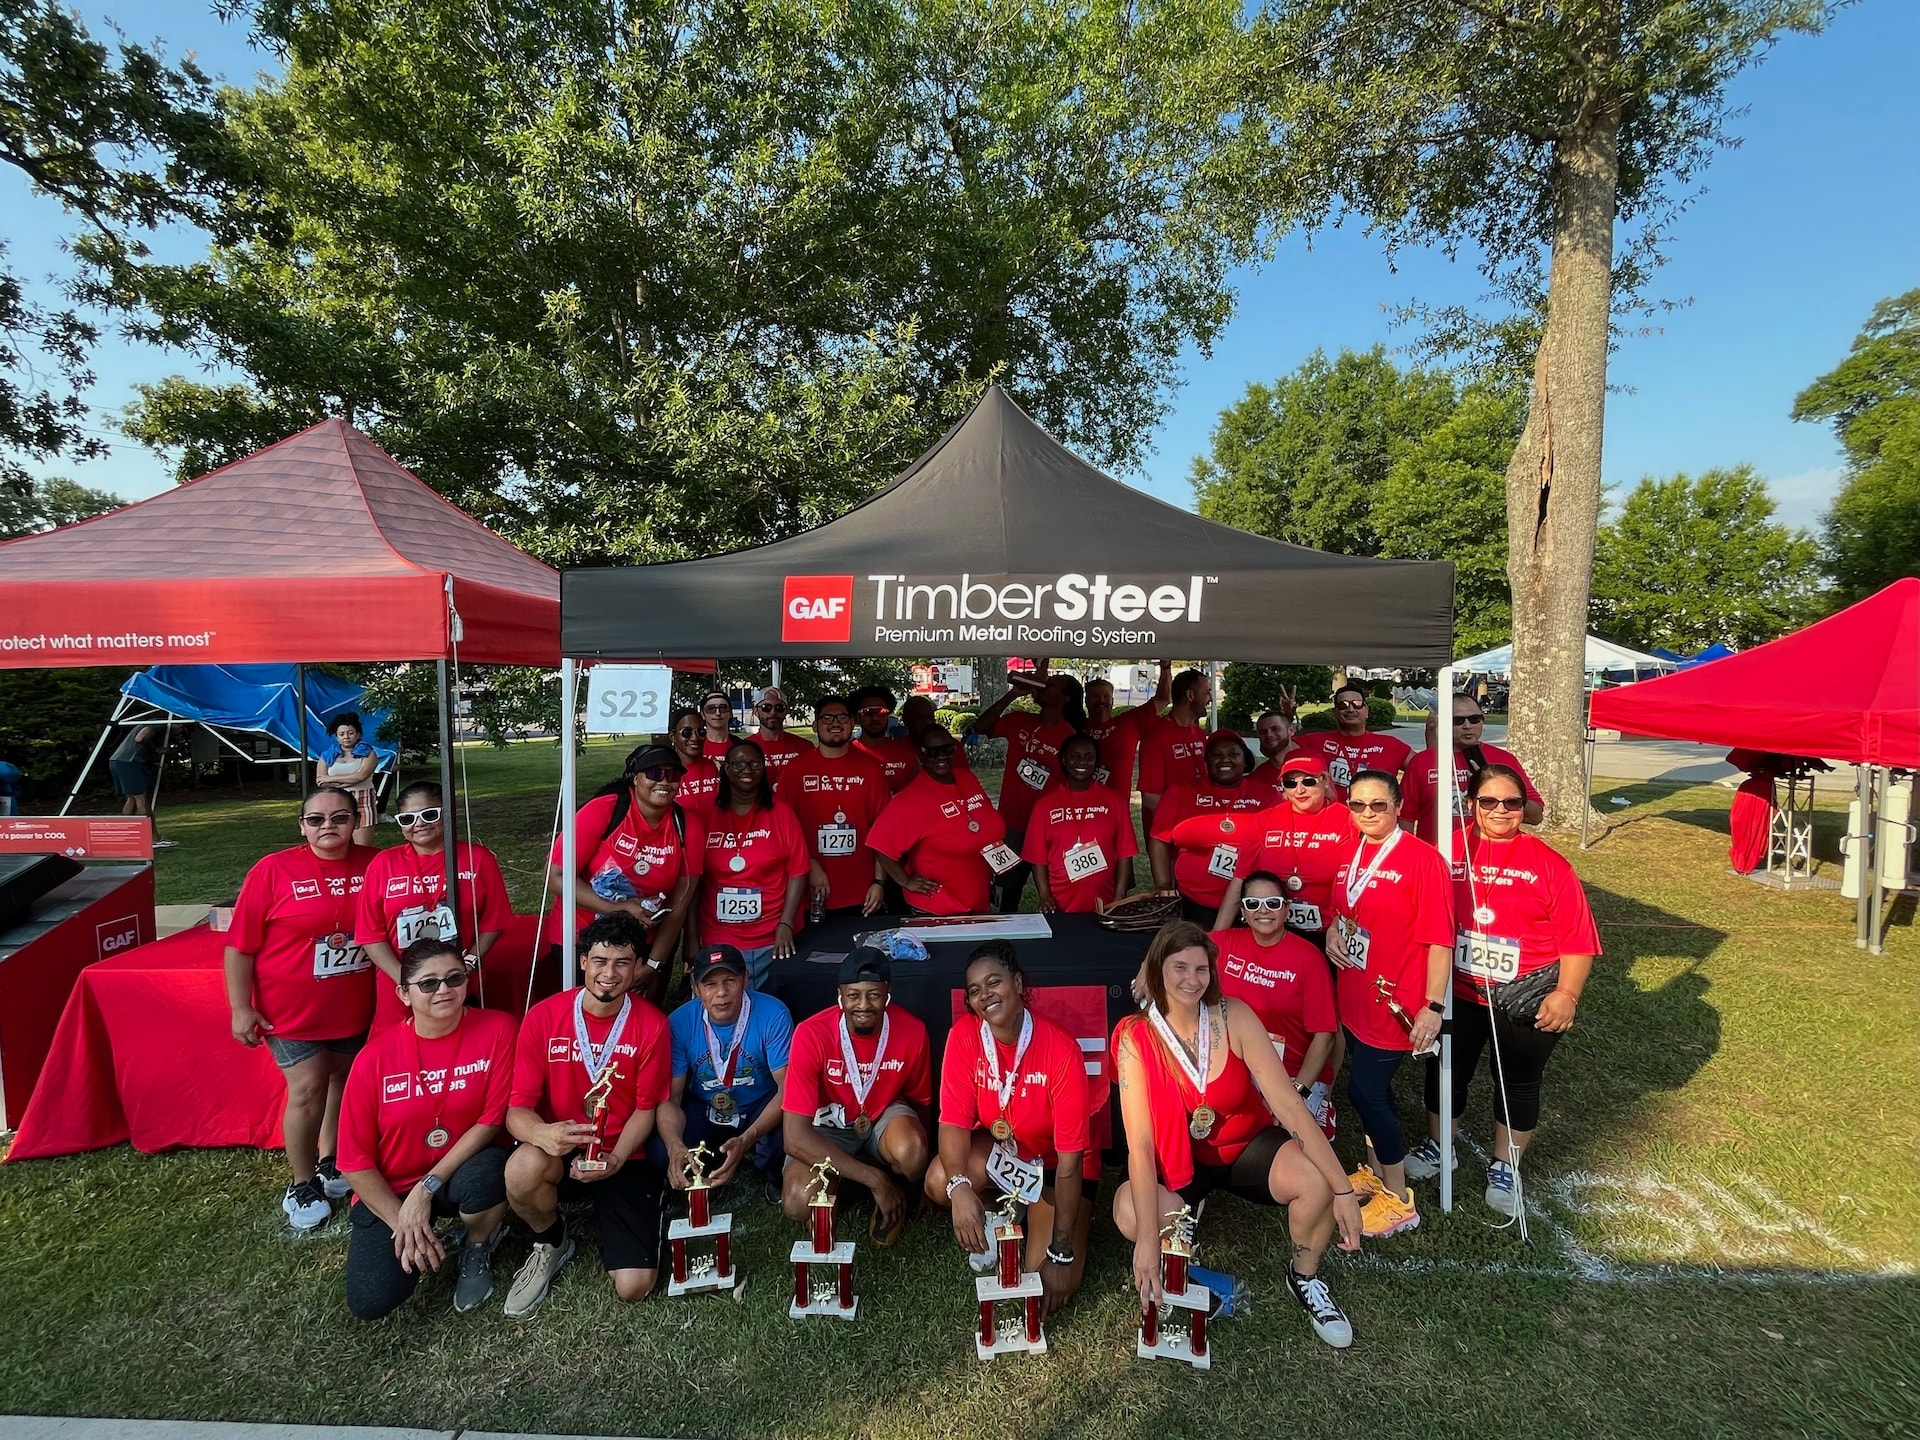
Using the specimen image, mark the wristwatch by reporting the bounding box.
[1426,1000,1446,1015]
[421,1173,444,1197]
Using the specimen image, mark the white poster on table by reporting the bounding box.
[583,665,674,736]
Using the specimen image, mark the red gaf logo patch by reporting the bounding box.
[782,575,854,643]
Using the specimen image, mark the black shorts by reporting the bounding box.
[1177,1126,1294,1208]
[557,1156,666,1273]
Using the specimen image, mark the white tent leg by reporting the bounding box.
[560,659,578,994]
[1580,726,1596,849]
[1436,665,1457,1215]
[1854,765,1875,950]
[1868,767,1888,956]
[61,693,133,815]
[147,720,174,835]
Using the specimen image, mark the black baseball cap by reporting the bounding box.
[838,946,891,986]
[625,742,685,775]
[691,944,747,981]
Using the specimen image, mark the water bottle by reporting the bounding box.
[808,888,826,927]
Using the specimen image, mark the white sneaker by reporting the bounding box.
[1485,1160,1521,1217]
[1286,1267,1353,1349]
[282,1178,331,1231]
[968,1245,997,1273]
[504,1236,575,1317]
[1402,1137,1457,1181]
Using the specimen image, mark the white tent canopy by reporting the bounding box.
[1455,634,1675,679]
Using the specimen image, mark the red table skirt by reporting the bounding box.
[6,915,552,1161]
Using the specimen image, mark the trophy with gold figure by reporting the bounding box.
[789,1157,858,1319]
[667,1141,738,1296]
[574,1067,617,1174]
[973,1192,1046,1360]
[1137,1203,1210,1368]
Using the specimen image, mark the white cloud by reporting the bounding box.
[1766,466,1847,531]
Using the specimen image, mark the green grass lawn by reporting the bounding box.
[3,746,1916,1437]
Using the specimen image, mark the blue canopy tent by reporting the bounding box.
[1678,643,1737,669]
[61,664,398,814]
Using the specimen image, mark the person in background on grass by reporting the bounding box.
[1400,694,1543,843]
[1136,668,1213,843]
[1111,921,1362,1350]
[655,942,795,1207]
[749,684,814,782]
[1325,770,1452,1241]
[972,662,1087,911]
[356,780,512,1036]
[781,947,932,1248]
[869,726,1009,916]
[503,912,673,1316]
[315,711,381,847]
[1305,684,1412,798]
[926,941,1093,1315]
[1150,729,1279,926]
[1405,765,1599,1217]
[337,935,516,1320]
[774,694,890,921]
[698,690,736,760]
[544,742,697,1001]
[109,724,173,846]
[688,739,810,986]
[1083,660,1170,796]
[224,785,379,1231]
[1021,733,1136,914]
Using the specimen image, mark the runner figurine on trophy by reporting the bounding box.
[1137,1202,1211,1368]
[973,1191,1046,1360]
[667,1140,738,1296]
[789,1157,858,1319]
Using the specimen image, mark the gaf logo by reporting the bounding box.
[782,575,855,643]
[95,915,140,959]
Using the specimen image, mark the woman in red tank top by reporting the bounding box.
[1111,921,1363,1349]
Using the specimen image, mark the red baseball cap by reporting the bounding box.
[1279,751,1329,778]
[1204,728,1245,751]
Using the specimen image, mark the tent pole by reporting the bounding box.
[560,659,578,996]
[1580,725,1596,849]
[1854,764,1874,950]
[1868,767,1888,956]
[437,658,461,971]
[1436,664,1457,1216]
[148,719,174,824]
[296,664,310,791]
[61,693,131,816]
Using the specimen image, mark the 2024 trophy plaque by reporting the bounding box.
[973,1193,1046,1361]
[789,1157,858,1320]
[666,1141,738,1297]
[1136,1203,1210,1368]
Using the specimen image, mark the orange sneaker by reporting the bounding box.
[1346,1164,1385,1201]
[1360,1186,1420,1238]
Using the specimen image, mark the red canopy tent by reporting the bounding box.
[1587,578,1918,768]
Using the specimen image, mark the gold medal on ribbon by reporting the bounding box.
[852,1114,873,1138]
[990,1118,1013,1142]
[1189,1105,1216,1140]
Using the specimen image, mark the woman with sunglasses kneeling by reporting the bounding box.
[224,787,381,1231]
[1405,765,1599,1215]
[356,781,513,1037]
[337,936,516,1320]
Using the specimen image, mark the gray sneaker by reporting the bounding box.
[1402,1137,1456,1181]
[503,1235,575,1318]
[453,1229,502,1313]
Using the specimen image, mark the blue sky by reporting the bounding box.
[6,0,1916,531]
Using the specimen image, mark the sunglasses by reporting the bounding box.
[1334,698,1367,708]
[1347,798,1395,814]
[1457,714,1486,724]
[301,812,355,827]
[920,744,956,757]
[1281,775,1321,789]
[1475,794,1527,812]
[637,765,682,782]
[756,702,787,713]
[1240,895,1288,913]
[674,727,699,739]
[406,972,469,994]
[858,705,892,716]
[393,807,442,827]
[702,702,729,713]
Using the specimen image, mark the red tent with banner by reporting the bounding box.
[1587,578,1919,767]
[0,419,561,666]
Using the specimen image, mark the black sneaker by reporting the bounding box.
[315,1154,351,1200]
[1286,1267,1353,1349]
[454,1229,501,1313]
[282,1177,331,1231]
[763,1168,782,1207]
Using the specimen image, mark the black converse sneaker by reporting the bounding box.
[1286,1266,1354,1349]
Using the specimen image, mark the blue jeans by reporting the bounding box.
[648,1093,785,1179]
[736,945,776,989]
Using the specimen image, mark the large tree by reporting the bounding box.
[109,0,1254,565]
[1236,0,1827,825]
[0,473,123,538]
[1591,467,1823,652]
[1792,289,1920,603]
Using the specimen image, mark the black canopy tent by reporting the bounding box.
[559,385,1475,1209]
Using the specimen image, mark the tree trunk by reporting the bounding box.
[1504,105,1620,830]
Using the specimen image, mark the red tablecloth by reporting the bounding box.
[6,915,549,1161]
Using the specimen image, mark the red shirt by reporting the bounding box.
[939,1011,1090,1167]
[1305,730,1413,795]
[701,735,735,760]
[337,1008,516,1195]
[1248,745,1307,788]
[992,712,1078,833]
[783,1004,933,1128]
[229,843,380,1042]
[1153,780,1279,908]
[1020,782,1137,913]
[1084,705,1160,795]
[355,840,514,1036]
[509,988,673,1136]
[1210,928,1337,1083]
[1450,829,1600,1005]
[1137,715,1207,798]
[696,801,811,948]
[677,757,725,821]
[1402,743,1542,843]
[775,745,891,909]
[546,793,698,946]
[866,770,1007,915]
[1114,1009,1266,1191]
[857,735,922,793]
[1240,801,1359,933]
[1326,832,1455,1052]
[751,729,814,781]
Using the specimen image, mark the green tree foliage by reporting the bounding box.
[1591,467,1824,652]
[0,474,122,537]
[1793,290,1920,602]
[1234,0,1827,824]
[111,0,1255,565]
[0,0,223,495]
[1219,663,1332,730]
[0,666,129,798]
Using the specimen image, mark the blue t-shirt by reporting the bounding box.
[668,990,794,1113]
